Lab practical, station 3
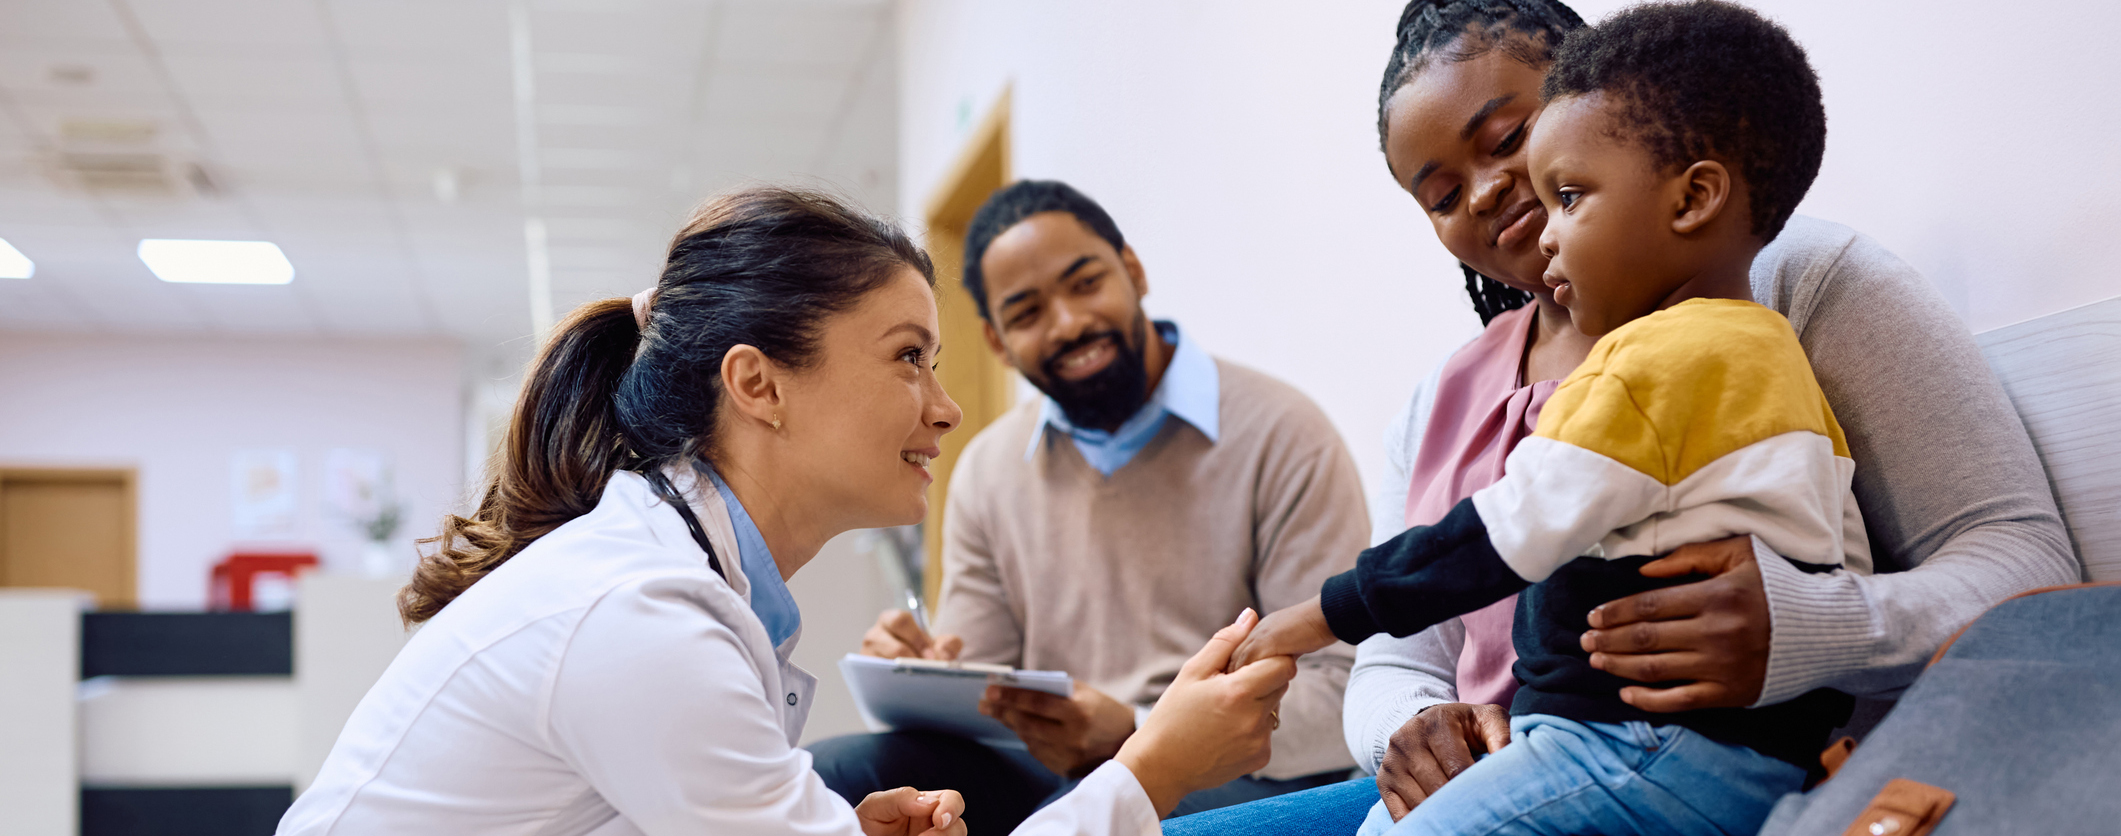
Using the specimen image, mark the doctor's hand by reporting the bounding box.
[1227,596,1338,672]
[1116,608,1297,818]
[856,787,966,836]
[1582,535,1770,711]
[861,609,963,661]
[979,682,1136,778]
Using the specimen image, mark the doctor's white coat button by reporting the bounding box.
[787,693,798,705]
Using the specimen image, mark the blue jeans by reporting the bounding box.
[1163,776,1380,836]
[811,731,1345,832]
[1354,714,1804,836]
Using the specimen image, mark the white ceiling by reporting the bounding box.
[0,0,899,366]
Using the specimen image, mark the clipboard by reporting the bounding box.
[838,654,1073,749]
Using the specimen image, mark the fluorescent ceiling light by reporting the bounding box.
[138,239,294,285]
[0,238,32,279]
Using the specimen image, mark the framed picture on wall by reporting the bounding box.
[231,448,297,539]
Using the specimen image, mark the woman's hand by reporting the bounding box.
[1374,703,1512,820]
[1116,609,1297,817]
[854,787,966,836]
[1581,535,1771,711]
[1226,596,1338,672]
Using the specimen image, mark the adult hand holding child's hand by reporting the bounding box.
[1117,608,1296,818]
[1226,595,1339,672]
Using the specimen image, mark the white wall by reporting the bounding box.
[0,334,464,609]
[899,0,2121,494]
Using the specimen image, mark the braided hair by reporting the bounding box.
[1379,0,1585,325]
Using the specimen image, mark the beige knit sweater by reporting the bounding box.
[936,358,1369,779]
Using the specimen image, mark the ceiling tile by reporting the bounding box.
[103,198,257,239]
[538,184,645,209]
[537,147,655,172]
[0,191,114,227]
[535,72,690,111]
[529,5,712,58]
[192,103,362,151]
[221,158,380,196]
[125,0,333,51]
[299,265,433,334]
[213,137,371,177]
[363,104,514,153]
[0,0,894,346]
[0,46,164,100]
[347,58,510,109]
[703,69,847,122]
[325,0,510,56]
[246,195,400,238]
[160,54,342,108]
[178,282,321,333]
[714,3,880,71]
[545,243,637,269]
[535,51,656,76]
[537,103,671,129]
[0,3,134,47]
[67,271,212,330]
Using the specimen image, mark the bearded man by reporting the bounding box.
[808,180,1368,828]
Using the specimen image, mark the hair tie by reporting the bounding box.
[630,288,656,331]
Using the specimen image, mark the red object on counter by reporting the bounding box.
[210,552,319,611]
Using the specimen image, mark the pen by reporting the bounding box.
[904,586,930,634]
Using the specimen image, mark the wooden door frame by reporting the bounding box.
[919,87,1017,608]
[0,466,139,609]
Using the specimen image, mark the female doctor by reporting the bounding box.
[278,188,1295,836]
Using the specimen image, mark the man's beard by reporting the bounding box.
[1033,314,1152,432]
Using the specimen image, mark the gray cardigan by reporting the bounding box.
[1343,216,2081,774]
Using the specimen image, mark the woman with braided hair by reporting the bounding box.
[1164,0,2075,833]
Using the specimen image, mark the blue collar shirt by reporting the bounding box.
[1025,320,1221,476]
[705,466,802,652]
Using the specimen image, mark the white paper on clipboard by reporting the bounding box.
[838,654,1073,749]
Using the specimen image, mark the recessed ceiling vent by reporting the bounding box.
[55,151,174,193]
[45,119,217,198]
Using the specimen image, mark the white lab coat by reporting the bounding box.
[279,468,1160,835]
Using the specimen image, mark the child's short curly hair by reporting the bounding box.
[1542,0,1825,242]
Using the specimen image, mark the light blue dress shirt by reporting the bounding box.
[1025,320,1221,476]
[705,466,802,651]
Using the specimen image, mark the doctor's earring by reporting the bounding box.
[771,413,782,431]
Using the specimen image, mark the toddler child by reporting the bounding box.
[1232,2,1867,833]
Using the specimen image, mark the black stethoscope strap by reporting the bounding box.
[643,468,728,581]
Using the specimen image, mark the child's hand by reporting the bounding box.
[1225,596,1337,672]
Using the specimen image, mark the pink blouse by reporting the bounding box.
[1402,304,1557,708]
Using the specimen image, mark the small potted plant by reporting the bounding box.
[356,501,404,577]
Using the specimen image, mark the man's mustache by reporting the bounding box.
[1040,330,1126,378]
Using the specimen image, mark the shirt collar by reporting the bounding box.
[702,465,802,652]
[1025,320,1221,460]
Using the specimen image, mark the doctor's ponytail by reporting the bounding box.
[401,188,933,624]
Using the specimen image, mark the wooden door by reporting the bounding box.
[0,469,137,608]
[919,88,1019,606]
